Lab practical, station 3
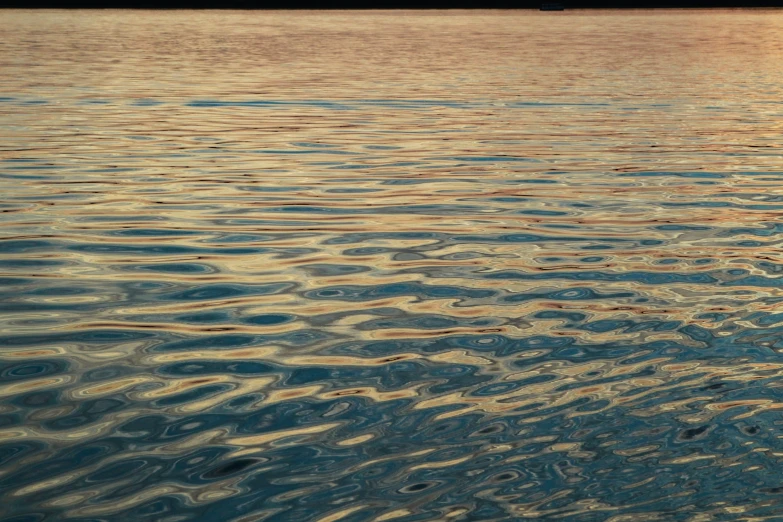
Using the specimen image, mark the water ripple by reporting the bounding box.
[4,8,783,522]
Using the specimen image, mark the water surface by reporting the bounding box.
[3,9,783,521]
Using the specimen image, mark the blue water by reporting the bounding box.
[3,9,783,522]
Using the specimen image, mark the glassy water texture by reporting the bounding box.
[3,9,783,521]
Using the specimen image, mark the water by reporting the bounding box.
[3,8,783,521]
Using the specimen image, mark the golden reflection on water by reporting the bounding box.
[3,8,783,522]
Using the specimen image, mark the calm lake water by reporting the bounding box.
[3,8,783,521]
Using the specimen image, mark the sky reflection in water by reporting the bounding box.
[3,9,783,522]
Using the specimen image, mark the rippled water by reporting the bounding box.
[3,8,783,521]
